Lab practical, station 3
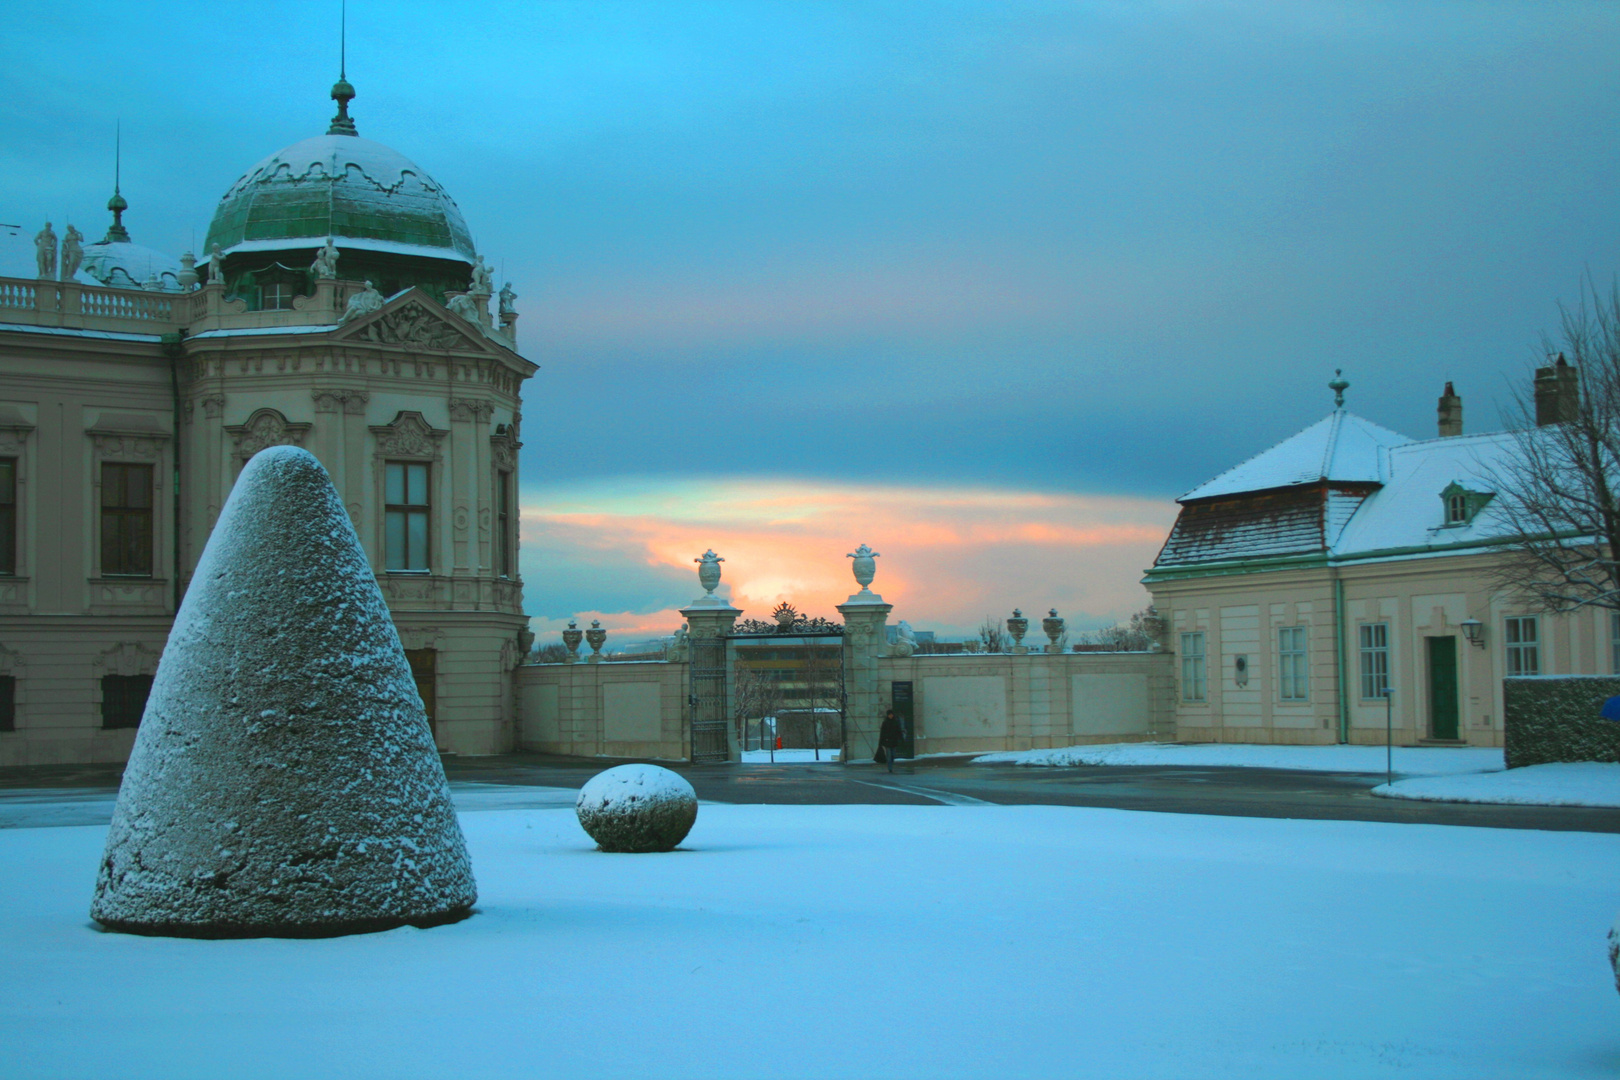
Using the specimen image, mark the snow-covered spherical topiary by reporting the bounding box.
[576,765,698,852]
[90,446,476,937]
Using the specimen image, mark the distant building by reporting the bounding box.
[0,76,536,766]
[1144,368,1602,748]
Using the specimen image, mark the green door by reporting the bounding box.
[1427,637,1459,740]
[892,681,916,759]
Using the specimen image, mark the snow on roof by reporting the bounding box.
[1330,430,1517,558]
[1180,410,1413,502]
[0,323,163,342]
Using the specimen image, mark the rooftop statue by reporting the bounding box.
[498,281,517,317]
[35,222,56,279]
[446,292,479,323]
[207,243,225,287]
[470,254,493,295]
[59,226,84,282]
[310,237,340,280]
[342,280,385,323]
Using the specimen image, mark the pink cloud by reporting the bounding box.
[522,477,1176,639]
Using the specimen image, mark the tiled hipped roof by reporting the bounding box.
[1154,484,1377,565]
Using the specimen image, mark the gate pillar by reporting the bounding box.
[683,598,740,763]
[838,594,891,765]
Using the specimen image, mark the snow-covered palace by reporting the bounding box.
[0,75,1609,767]
[0,77,535,766]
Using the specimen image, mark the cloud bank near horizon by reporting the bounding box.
[519,477,1176,643]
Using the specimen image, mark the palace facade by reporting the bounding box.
[0,76,536,766]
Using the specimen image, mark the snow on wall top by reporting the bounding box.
[1180,410,1413,502]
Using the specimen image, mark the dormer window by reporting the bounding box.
[1439,481,1491,527]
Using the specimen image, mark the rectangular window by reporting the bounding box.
[384,461,430,572]
[1180,632,1207,702]
[1279,626,1309,701]
[495,470,512,578]
[1506,616,1539,676]
[100,462,153,576]
[100,674,152,730]
[260,282,294,311]
[0,458,15,575]
[1612,612,1620,675]
[0,675,13,732]
[1359,623,1390,700]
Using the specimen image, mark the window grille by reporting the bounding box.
[1505,616,1539,676]
[384,462,430,572]
[1359,623,1389,699]
[1279,626,1309,701]
[100,674,152,730]
[1180,632,1207,702]
[101,463,154,576]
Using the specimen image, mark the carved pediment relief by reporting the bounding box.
[340,298,485,353]
[370,411,448,461]
[95,641,161,677]
[225,408,312,462]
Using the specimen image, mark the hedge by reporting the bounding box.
[1503,675,1620,768]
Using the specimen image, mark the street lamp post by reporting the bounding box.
[1384,686,1395,788]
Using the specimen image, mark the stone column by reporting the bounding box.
[838,594,892,765]
[682,595,742,763]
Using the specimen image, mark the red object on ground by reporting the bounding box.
[776,736,782,750]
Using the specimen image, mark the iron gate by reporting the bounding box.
[689,634,730,763]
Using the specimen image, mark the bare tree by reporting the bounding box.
[732,664,782,757]
[978,616,1008,654]
[1074,606,1159,651]
[535,642,570,664]
[799,643,843,761]
[1486,278,1620,614]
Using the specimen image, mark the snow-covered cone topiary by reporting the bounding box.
[576,764,698,852]
[91,446,476,937]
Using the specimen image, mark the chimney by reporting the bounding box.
[1534,354,1580,426]
[1437,381,1462,437]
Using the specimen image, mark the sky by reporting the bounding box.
[3,1,1618,641]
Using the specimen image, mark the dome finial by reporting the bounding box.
[1329,368,1349,409]
[105,119,130,243]
[327,0,358,136]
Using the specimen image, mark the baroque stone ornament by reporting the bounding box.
[1007,609,1029,654]
[226,408,311,463]
[695,549,724,596]
[576,765,697,853]
[891,619,917,658]
[207,243,226,287]
[562,620,583,663]
[35,222,56,279]
[310,237,340,279]
[369,411,447,461]
[340,280,385,324]
[90,447,476,938]
[848,544,880,592]
[351,299,471,350]
[176,249,197,290]
[585,620,607,663]
[1042,608,1066,653]
[446,293,480,324]
[61,225,85,282]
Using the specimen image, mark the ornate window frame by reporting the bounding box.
[0,409,34,581]
[491,422,522,580]
[224,407,312,471]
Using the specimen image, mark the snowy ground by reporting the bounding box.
[1376,762,1620,808]
[3,803,1619,1078]
[974,741,1505,776]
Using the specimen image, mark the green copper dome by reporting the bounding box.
[204,134,476,265]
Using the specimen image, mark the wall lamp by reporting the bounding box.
[1459,618,1485,648]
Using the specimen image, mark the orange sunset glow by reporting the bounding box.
[519,477,1178,642]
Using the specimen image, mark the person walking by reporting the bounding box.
[878,708,903,773]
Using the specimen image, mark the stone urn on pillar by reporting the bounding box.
[845,544,883,603]
[1042,608,1065,653]
[585,620,607,663]
[1007,609,1030,655]
[562,620,583,664]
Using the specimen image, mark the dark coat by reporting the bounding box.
[878,715,903,749]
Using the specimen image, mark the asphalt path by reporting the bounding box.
[3,753,1617,833]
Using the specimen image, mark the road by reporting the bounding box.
[3,753,1617,833]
